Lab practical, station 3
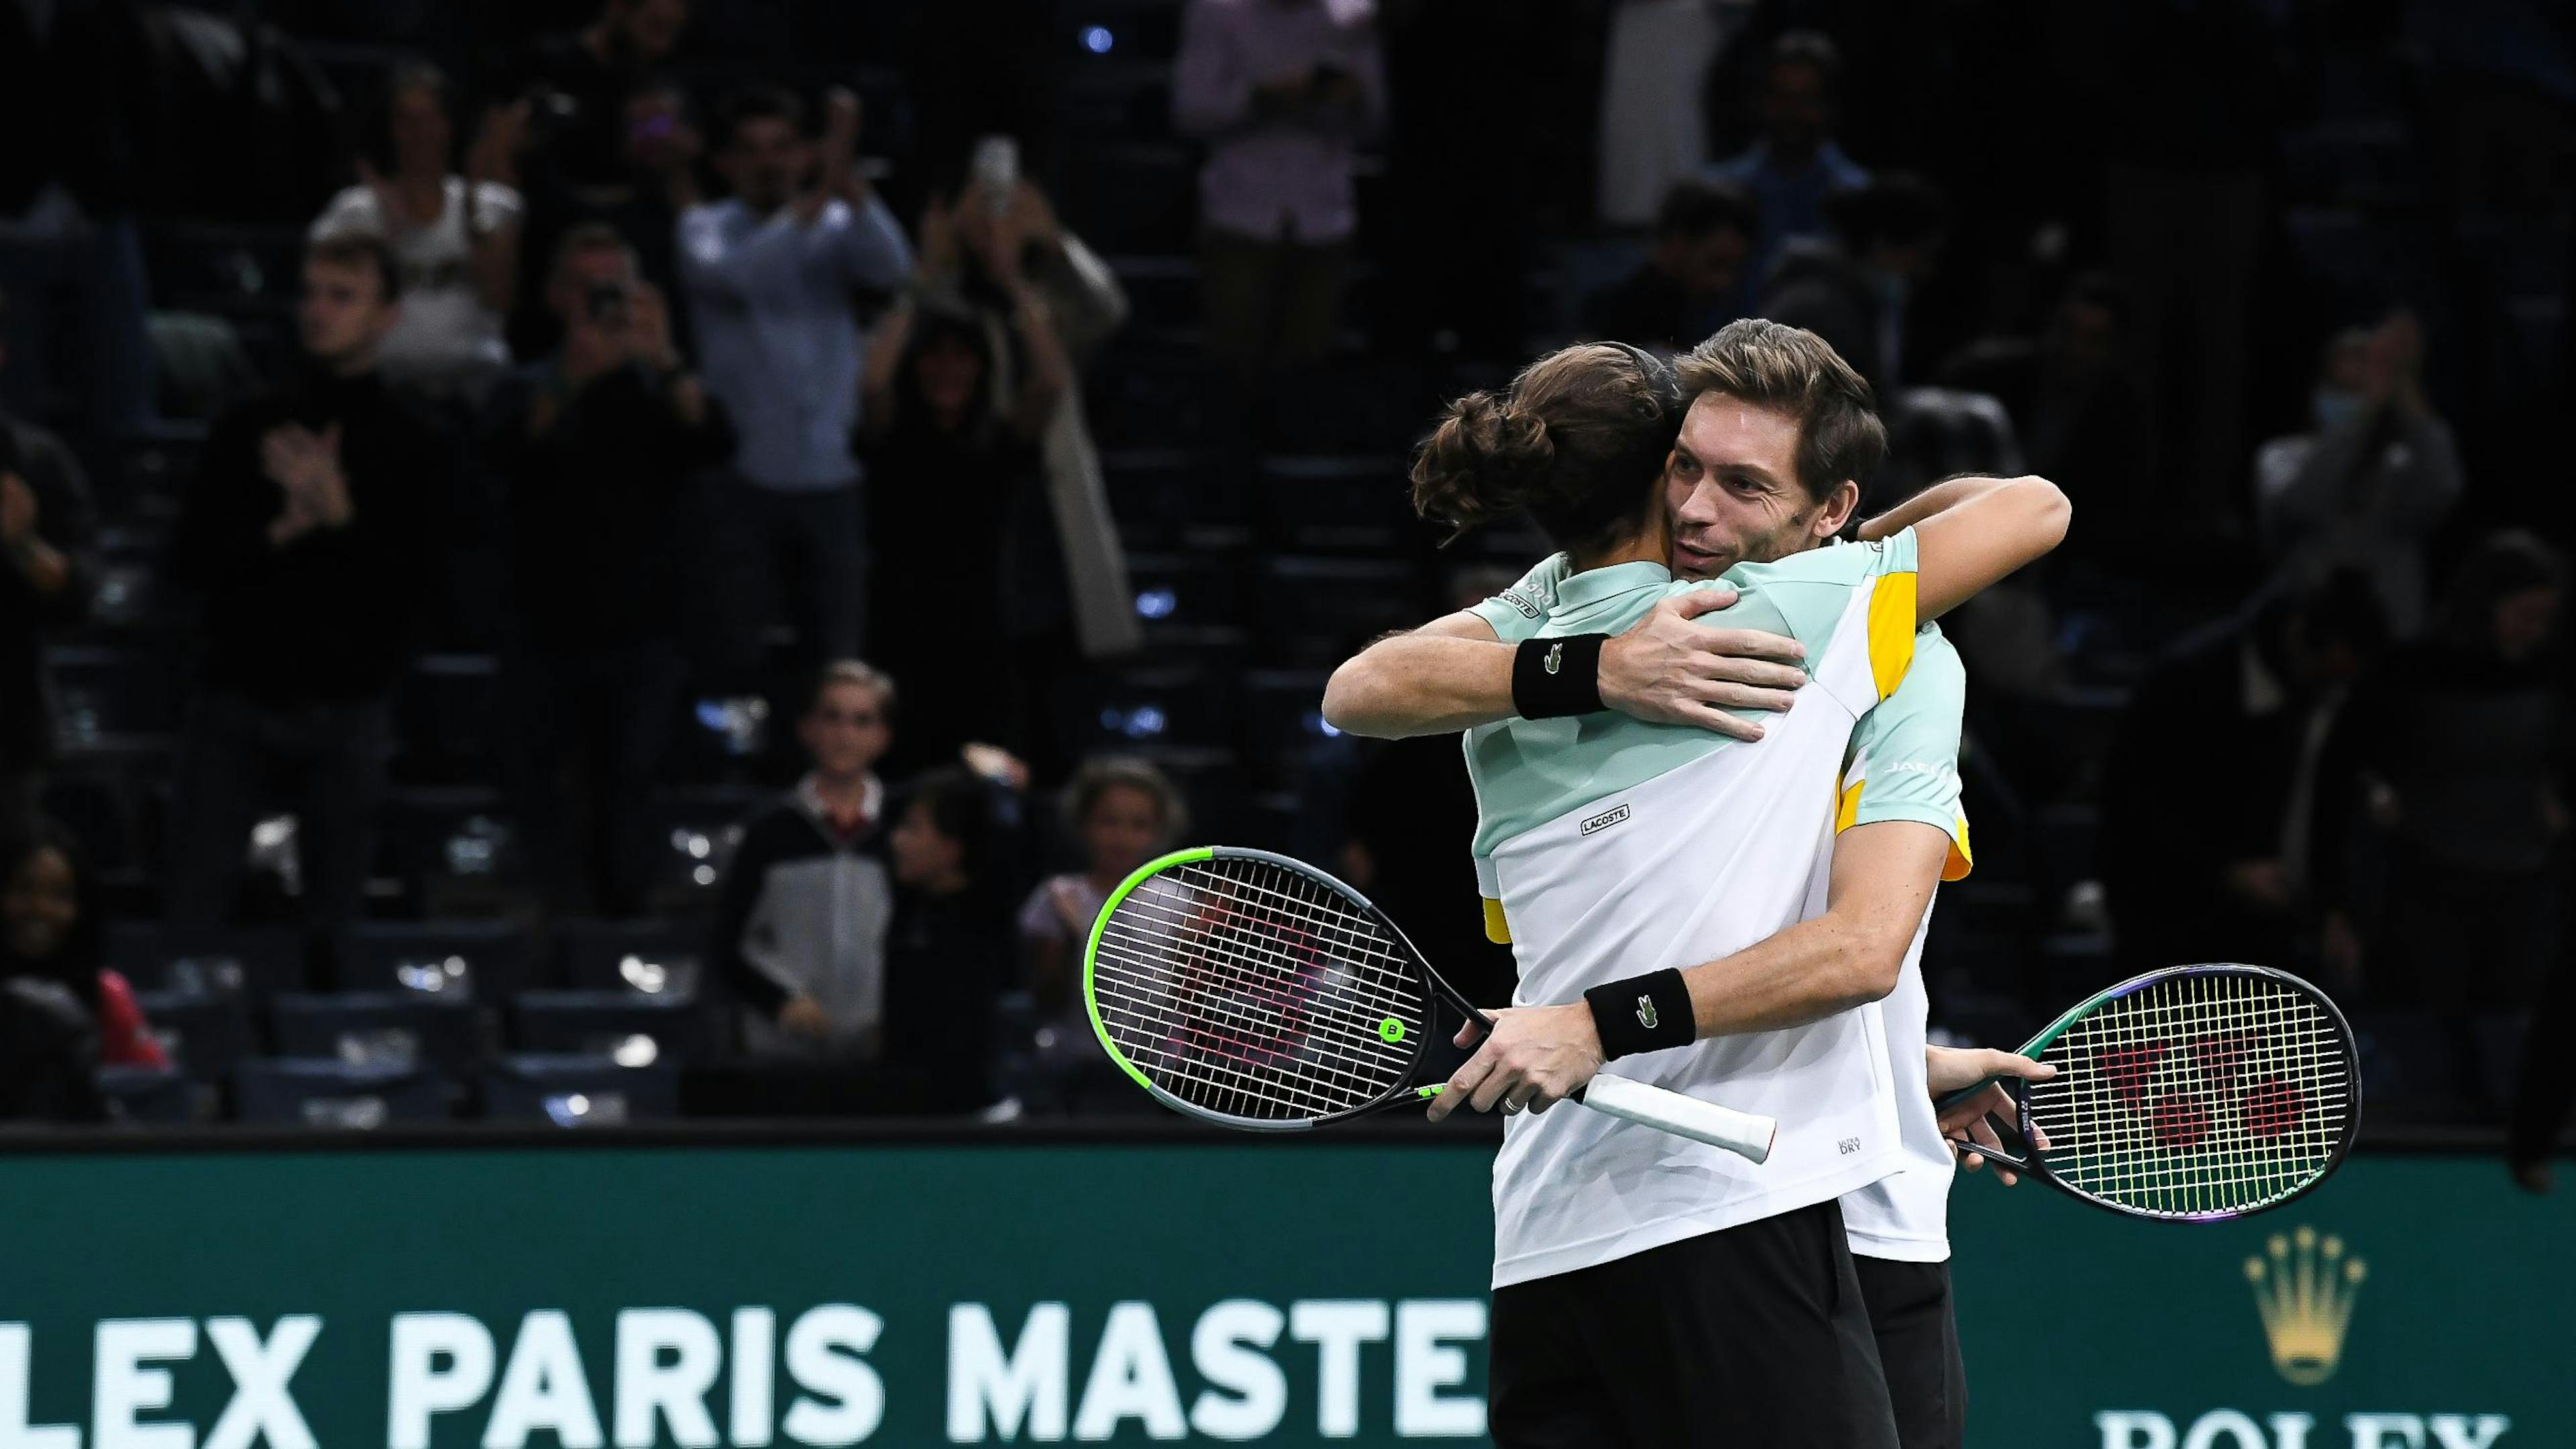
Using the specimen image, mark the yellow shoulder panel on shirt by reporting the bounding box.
[1943,816,1974,881]
[1483,896,1513,945]
[1835,775,1973,881]
[1868,572,1918,701]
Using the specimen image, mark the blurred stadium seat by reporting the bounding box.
[1053,143,1195,253]
[392,654,502,786]
[1256,454,1418,553]
[332,920,537,1002]
[97,425,203,529]
[1238,669,1337,790]
[511,990,716,1069]
[107,922,305,1000]
[133,987,254,1083]
[1125,551,1250,658]
[481,1054,680,1126]
[44,644,180,753]
[98,1065,194,1124]
[270,991,484,1073]
[1254,555,1424,663]
[234,1059,454,1126]
[639,788,758,908]
[555,919,705,998]
[143,222,306,319]
[379,788,525,913]
[1052,665,1240,756]
[1102,448,1248,547]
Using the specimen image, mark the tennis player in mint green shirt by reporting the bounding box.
[1324,322,2066,1448]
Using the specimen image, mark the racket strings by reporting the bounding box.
[1090,857,1430,1123]
[2025,971,2353,1218]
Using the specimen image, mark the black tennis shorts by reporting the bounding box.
[1853,1255,1968,1449]
[1488,1198,1900,1449]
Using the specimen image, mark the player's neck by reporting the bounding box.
[1568,518,1670,574]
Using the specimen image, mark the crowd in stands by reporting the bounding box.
[0,0,2571,1181]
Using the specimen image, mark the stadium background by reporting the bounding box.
[1,0,2571,1443]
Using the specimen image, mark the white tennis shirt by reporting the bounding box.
[1462,532,1923,1288]
[1828,628,1973,1263]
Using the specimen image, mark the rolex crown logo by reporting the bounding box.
[2244,1225,2366,1386]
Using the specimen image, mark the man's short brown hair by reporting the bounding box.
[549,221,636,288]
[1673,318,1884,501]
[305,233,403,305]
[808,659,896,717]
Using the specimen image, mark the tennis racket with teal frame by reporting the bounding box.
[1083,846,1777,1163]
[1943,963,2361,1220]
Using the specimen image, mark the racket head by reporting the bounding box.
[1083,847,1446,1131]
[2014,963,2361,1220]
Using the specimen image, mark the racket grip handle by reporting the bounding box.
[1577,1073,1777,1165]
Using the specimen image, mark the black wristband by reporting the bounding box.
[1511,633,1609,719]
[1585,969,1697,1061]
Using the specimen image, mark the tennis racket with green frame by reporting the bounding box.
[1083,846,1777,1163]
[1942,963,2361,1220]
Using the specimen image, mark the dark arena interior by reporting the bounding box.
[0,1,2570,1444]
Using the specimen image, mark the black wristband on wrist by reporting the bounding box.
[1585,969,1697,1061]
[1511,633,1609,719]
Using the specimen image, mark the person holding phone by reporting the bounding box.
[483,223,732,918]
[680,85,910,712]
[508,78,704,360]
[860,164,1140,771]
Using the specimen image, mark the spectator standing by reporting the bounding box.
[2085,0,2279,519]
[710,661,898,1060]
[863,181,1137,773]
[1173,0,1386,378]
[1704,30,1869,285]
[0,297,97,823]
[2254,314,2463,640]
[1937,273,2154,570]
[1757,173,1949,392]
[882,767,1017,1114]
[511,0,692,195]
[512,79,702,360]
[310,65,527,402]
[1595,0,1727,229]
[163,237,454,936]
[484,225,733,917]
[681,87,910,685]
[1017,758,1183,1103]
[0,0,154,435]
[2315,533,2562,1118]
[2100,574,2386,979]
[1579,179,1756,353]
[861,300,1057,773]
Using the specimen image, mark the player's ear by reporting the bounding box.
[1811,479,1860,539]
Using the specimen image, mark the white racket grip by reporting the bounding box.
[1577,1073,1777,1165]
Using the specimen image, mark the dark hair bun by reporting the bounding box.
[1411,390,1556,534]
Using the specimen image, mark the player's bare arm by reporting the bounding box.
[1429,818,1953,1120]
[1862,472,2072,619]
[1321,591,1809,740]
